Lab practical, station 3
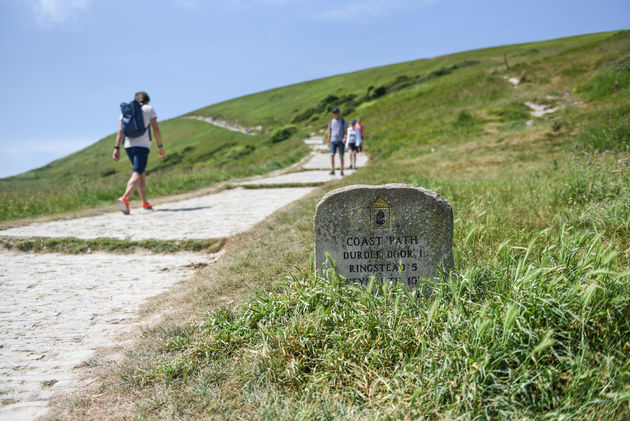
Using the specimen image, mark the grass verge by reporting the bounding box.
[0,237,224,254]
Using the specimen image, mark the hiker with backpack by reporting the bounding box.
[112,91,164,214]
[327,107,348,176]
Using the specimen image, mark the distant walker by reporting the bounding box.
[112,91,165,215]
[327,107,348,176]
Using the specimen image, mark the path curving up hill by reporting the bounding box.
[0,134,368,420]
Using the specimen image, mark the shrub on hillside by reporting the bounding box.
[293,107,315,123]
[371,85,387,98]
[224,144,256,160]
[269,125,298,143]
[454,110,476,128]
[316,95,340,113]
[494,101,531,122]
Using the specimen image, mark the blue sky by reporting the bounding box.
[0,0,627,178]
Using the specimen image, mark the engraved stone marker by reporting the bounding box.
[314,184,453,290]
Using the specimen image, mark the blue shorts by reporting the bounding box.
[330,141,345,157]
[125,147,149,174]
[347,142,358,151]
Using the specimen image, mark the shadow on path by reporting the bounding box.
[153,206,212,212]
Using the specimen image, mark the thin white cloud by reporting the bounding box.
[173,0,246,11]
[26,0,90,27]
[320,0,439,22]
[172,0,305,11]
[256,0,305,4]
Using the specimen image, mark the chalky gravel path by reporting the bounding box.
[0,133,368,420]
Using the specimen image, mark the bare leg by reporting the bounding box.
[340,156,344,172]
[330,154,335,171]
[123,172,142,199]
[137,173,148,204]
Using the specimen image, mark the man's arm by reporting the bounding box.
[113,121,123,161]
[151,118,164,159]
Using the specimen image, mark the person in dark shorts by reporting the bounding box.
[327,107,348,176]
[112,91,164,214]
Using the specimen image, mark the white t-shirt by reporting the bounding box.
[348,127,362,146]
[120,104,157,149]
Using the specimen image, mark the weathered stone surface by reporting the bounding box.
[314,184,453,290]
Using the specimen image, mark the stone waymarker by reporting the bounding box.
[314,184,453,290]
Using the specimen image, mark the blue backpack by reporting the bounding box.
[120,100,150,139]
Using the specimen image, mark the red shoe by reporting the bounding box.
[142,202,153,210]
[117,196,130,215]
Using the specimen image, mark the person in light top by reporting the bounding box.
[112,91,164,214]
[327,107,348,176]
[347,119,363,170]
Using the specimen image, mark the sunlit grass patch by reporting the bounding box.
[119,228,629,419]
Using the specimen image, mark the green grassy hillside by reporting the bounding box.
[2,31,628,223]
[13,30,630,419]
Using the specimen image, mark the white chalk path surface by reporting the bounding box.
[238,170,356,185]
[302,148,368,170]
[0,252,204,421]
[0,187,315,241]
[0,132,365,419]
[0,187,315,419]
